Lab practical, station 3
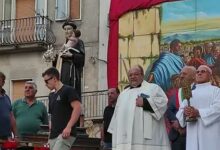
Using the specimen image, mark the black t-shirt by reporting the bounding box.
[103,106,115,142]
[48,85,80,139]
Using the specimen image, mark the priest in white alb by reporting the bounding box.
[108,65,170,150]
[176,65,220,150]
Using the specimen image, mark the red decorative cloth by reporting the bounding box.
[34,147,50,150]
[2,140,17,149]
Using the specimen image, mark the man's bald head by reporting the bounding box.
[180,66,196,85]
[128,65,144,87]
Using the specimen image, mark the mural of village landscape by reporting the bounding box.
[161,0,220,55]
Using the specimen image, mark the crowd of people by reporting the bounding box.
[0,67,82,150]
[185,42,220,67]
[102,65,220,150]
[101,39,220,150]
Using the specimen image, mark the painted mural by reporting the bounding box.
[161,0,220,58]
[117,0,220,90]
[158,0,220,87]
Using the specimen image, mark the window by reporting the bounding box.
[4,0,12,20]
[36,0,47,16]
[35,0,47,25]
[55,0,81,20]
[55,0,69,20]
[2,0,48,43]
[2,0,13,43]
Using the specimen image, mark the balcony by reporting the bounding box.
[0,16,56,53]
[82,90,108,120]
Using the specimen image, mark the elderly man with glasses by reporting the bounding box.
[176,65,220,150]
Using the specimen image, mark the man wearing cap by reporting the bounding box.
[54,21,85,100]
[176,65,220,150]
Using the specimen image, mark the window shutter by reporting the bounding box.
[70,0,81,20]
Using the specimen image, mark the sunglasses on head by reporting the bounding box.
[196,70,207,74]
[44,76,53,84]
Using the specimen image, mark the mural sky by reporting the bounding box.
[161,0,220,43]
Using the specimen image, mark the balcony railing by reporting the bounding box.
[0,16,56,46]
[37,90,108,120]
[82,90,108,119]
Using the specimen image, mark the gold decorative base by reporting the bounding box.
[186,117,197,122]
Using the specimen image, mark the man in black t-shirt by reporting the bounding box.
[101,88,119,149]
[42,67,81,150]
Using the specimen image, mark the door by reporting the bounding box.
[12,79,32,101]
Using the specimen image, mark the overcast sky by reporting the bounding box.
[162,0,220,22]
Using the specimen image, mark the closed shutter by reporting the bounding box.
[15,0,35,43]
[16,0,35,19]
[70,0,81,20]
[12,79,31,101]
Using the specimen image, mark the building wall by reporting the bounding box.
[98,0,110,90]
[118,7,161,89]
[0,0,100,98]
[0,51,50,98]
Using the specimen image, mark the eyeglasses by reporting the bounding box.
[44,76,53,84]
[196,70,207,74]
